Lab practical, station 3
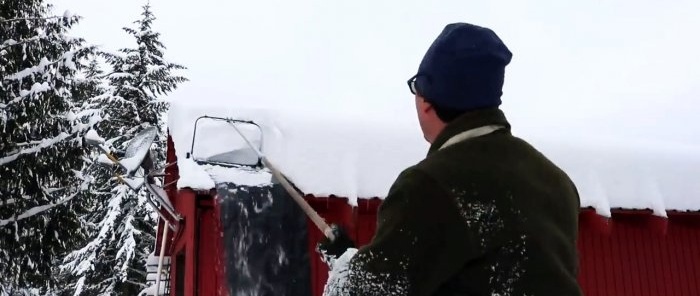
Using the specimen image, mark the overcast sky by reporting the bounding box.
[49,0,700,146]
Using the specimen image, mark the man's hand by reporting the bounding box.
[317,224,356,264]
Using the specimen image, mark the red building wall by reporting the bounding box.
[165,135,228,296]
[166,136,700,296]
[578,210,700,296]
[306,198,700,296]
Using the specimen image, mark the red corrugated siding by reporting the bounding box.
[578,211,700,296]
[303,197,382,296]
[305,197,356,296]
[305,200,700,296]
[355,199,382,246]
[197,199,225,296]
[170,189,198,296]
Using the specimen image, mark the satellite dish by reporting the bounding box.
[82,126,182,226]
[120,127,158,176]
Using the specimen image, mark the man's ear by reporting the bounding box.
[420,97,434,114]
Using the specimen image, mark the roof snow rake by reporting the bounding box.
[190,116,335,241]
[189,116,263,167]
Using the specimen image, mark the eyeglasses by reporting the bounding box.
[407,75,418,95]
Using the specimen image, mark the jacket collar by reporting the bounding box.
[428,108,511,156]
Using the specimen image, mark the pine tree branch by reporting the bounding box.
[124,279,148,288]
[128,267,147,277]
[0,199,16,207]
[0,32,73,51]
[0,16,64,23]
[2,43,90,83]
[2,82,53,107]
[139,230,156,241]
[0,110,100,166]
[0,132,70,166]
[2,60,55,83]
[0,189,78,227]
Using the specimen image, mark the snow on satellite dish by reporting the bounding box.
[120,127,158,174]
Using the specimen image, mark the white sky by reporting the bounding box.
[49,0,700,146]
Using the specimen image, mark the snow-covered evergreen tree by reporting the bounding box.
[59,4,187,295]
[55,55,115,296]
[0,1,100,294]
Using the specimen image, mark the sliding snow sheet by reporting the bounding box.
[217,182,311,296]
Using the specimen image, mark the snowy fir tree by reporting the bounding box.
[55,55,116,296]
[0,1,101,294]
[59,4,187,295]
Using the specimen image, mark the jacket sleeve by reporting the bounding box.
[323,168,481,296]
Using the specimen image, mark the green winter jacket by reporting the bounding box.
[327,108,582,296]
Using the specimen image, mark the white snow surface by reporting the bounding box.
[523,133,700,217]
[119,156,145,175]
[176,158,215,190]
[168,101,700,215]
[168,102,427,204]
[63,10,74,20]
[84,129,105,144]
[201,164,272,187]
[96,154,114,166]
[120,128,157,174]
[121,177,144,191]
[139,283,167,296]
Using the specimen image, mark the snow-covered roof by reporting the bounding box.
[167,101,700,216]
[168,102,427,202]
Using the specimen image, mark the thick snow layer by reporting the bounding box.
[525,133,700,217]
[168,101,700,214]
[168,102,427,205]
[202,165,272,187]
[176,158,215,190]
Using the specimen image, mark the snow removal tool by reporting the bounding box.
[189,116,335,241]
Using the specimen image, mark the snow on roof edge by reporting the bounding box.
[167,101,700,215]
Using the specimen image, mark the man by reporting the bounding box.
[318,23,582,296]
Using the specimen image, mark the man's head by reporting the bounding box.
[409,23,512,143]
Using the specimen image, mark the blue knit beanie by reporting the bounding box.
[414,23,512,110]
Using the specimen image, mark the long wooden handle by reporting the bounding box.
[262,157,335,241]
[225,120,335,240]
